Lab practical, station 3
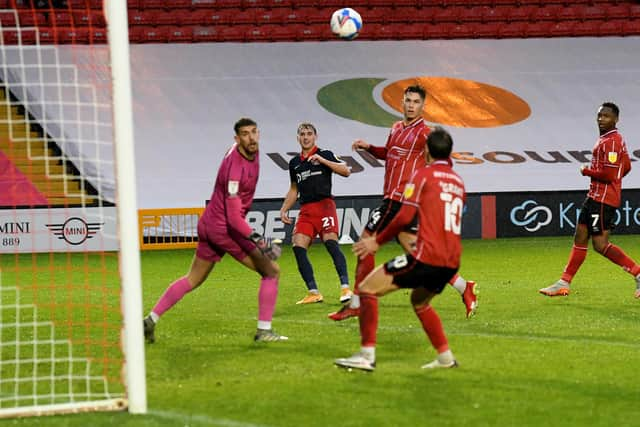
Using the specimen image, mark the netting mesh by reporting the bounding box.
[0,1,126,417]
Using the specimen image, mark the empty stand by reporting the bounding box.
[1,0,638,44]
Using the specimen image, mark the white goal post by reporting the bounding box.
[0,0,146,417]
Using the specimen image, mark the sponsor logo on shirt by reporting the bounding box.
[403,183,415,199]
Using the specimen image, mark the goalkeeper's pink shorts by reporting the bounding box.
[195,221,256,263]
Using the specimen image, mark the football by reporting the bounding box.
[330,8,363,40]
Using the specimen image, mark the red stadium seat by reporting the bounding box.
[267,0,293,8]
[621,19,640,36]
[245,25,270,42]
[549,21,575,37]
[474,21,500,38]
[459,6,486,23]
[180,10,206,25]
[202,10,234,25]
[497,21,526,38]
[170,0,193,7]
[256,8,287,25]
[140,26,169,43]
[191,0,217,8]
[36,28,56,43]
[90,28,108,43]
[128,26,145,42]
[524,21,552,37]
[271,24,300,41]
[243,0,268,8]
[0,10,17,27]
[482,6,509,22]
[127,0,140,9]
[531,5,561,21]
[572,20,599,37]
[219,25,249,42]
[449,23,475,39]
[507,5,535,22]
[297,23,326,41]
[155,11,181,26]
[322,0,368,7]
[367,23,396,40]
[582,4,606,21]
[140,0,165,9]
[3,28,38,44]
[192,26,220,42]
[59,27,90,44]
[309,7,336,24]
[630,4,640,19]
[217,0,243,7]
[424,23,454,39]
[17,11,46,26]
[50,12,72,27]
[291,0,316,7]
[128,10,157,26]
[388,6,420,24]
[607,4,629,20]
[396,23,424,40]
[230,9,257,25]
[557,6,581,22]
[281,9,306,25]
[362,7,387,24]
[167,26,193,43]
[433,6,463,23]
[413,7,438,24]
[597,20,622,37]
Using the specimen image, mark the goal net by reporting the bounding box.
[0,0,145,417]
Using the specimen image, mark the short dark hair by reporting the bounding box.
[404,84,427,101]
[234,117,257,135]
[601,102,619,117]
[297,122,317,135]
[427,126,453,159]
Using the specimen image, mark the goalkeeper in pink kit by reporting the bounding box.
[143,118,287,343]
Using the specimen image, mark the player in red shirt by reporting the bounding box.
[143,118,288,343]
[335,127,464,371]
[280,123,352,305]
[540,102,640,298]
[329,84,477,321]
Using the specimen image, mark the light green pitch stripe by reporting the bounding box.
[316,78,400,128]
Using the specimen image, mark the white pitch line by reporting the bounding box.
[217,316,640,349]
[149,409,273,427]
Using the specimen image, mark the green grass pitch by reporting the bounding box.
[5,235,640,426]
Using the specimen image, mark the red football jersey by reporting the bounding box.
[368,118,430,201]
[584,129,631,208]
[401,160,465,268]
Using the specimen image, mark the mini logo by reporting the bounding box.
[46,217,103,245]
[510,200,552,232]
[608,151,618,163]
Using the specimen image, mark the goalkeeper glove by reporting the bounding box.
[248,232,282,261]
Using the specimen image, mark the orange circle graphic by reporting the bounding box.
[382,77,530,128]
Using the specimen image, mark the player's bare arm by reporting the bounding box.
[279,182,298,225]
[352,139,370,151]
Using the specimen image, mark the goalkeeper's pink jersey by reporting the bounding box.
[200,143,259,237]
